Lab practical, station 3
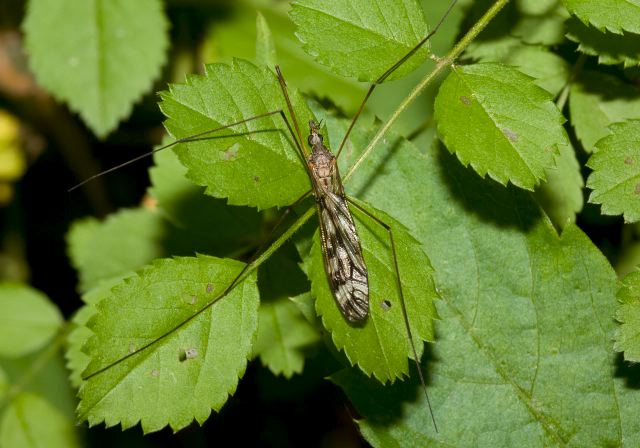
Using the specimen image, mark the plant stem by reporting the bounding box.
[232,206,315,289]
[0,323,69,409]
[82,205,317,381]
[344,0,510,182]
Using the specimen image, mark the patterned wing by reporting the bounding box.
[318,191,369,322]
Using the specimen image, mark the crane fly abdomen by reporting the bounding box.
[307,121,369,322]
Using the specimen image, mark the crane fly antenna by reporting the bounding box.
[69,1,457,192]
[275,65,308,158]
[335,0,458,159]
[68,109,289,192]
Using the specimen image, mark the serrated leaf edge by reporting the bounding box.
[77,255,258,433]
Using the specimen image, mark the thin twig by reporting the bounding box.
[344,0,511,183]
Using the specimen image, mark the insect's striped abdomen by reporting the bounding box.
[307,121,369,322]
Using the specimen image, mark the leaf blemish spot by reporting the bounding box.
[253,176,260,183]
[381,299,392,311]
[625,157,635,165]
[179,347,199,362]
[223,143,239,160]
[151,369,159,377]
[635,183,640,195]
[128,343,136,354]
[460,95,471,105]
[503,128,518,143]
[206,283,214,293]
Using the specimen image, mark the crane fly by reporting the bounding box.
[304,118,369,322]
[72,0,458,434]
[274,65,370,322]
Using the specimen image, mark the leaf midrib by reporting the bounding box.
[444,173,566,445]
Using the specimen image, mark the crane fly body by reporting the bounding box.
[306,120,369,322]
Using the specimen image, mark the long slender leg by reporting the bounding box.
[84,193,316,380]
[224,189,312,292]
[69,109,305,192]
[335,0,458,160]
[81,74,318,378]
[347,197,438,432]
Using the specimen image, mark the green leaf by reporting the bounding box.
[255,12,277,68]
[434,63,569,190]
[0,393,80,448]
[67,208,167,292]
[68,206,222,294]
[1,348,79,430]
[562,0,640,34]
[566,18,640,67]
[78,255,259,433]
[464,0,568,61]
[534,142,584,229]
[254,298,320,378]
[148,144,263,252]
[66,307,95,389]
[478,45,570,97]
[202,5,365,114]
[253,243,316,378]
[464,25,522,63]
[316,107,623,444]
[0,283,62,358]
[511,0,569,46]
[23,0,168,137]
[290,291,319,325]
[66,277,124,388]
[359,0,469,143]
[615,269,640,361]
[310,199,438,383]
[159,60,314,210]
[336,141,625,447]
[569,71,640,152]
[587,120,640,222]
[0,367,8,400]
[290,0,430,82]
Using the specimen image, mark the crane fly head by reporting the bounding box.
[308,120,324,147]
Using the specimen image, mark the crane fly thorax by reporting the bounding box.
[307,121,341,196]
[309,145,336,187]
